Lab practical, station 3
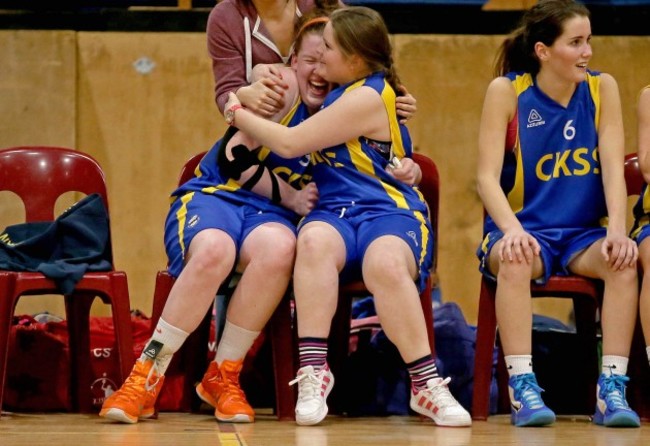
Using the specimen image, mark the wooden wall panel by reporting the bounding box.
[0,30,76,317]
[76,32,227,316]
[394,34,501,323]
[394,34,650,324]
[2,31,649,324]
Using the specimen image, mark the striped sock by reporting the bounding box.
[298,337,328,370]
[406,355,440,392]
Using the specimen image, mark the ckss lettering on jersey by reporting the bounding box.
[535,147,600,181]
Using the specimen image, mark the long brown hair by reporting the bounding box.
[329,6,402,96]
[494,0,590,77]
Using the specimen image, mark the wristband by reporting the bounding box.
[225,104,243,126]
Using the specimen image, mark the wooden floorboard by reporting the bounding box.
[1,411,649,445]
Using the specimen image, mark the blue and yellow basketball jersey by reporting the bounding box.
[630,85,650,237]
[484,70,607,233]
[170,99,313,213]
[309,72,427,218]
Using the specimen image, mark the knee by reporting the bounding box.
[257,233,296,272]
[606,264,638,287]
[187,234,235,276]
[296,229,327,260]
[364,254,404,285]
[496,259,534,284]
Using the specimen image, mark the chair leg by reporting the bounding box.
[151,271,175,333]
[471,278,498,420]
[572,296,598,414]
[108,272,136,383]
[66,293,95,413]
[182,310,212,413]
[628,316,650,421]
[327,296,352,415]
[270,293,297,421]
[0,273,18,416]
[419,279,436,356]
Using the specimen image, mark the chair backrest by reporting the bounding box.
[178,152,207,186]
[624,152,644,196]
[0,146,110,222]
[412,152,440,271]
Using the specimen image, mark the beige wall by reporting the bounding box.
[2,30,649,324]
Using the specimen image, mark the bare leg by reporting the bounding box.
[361,235,428,363]
[161,229,236,333]
[488,239,544,356]
[226,222,297,331]
[569,239,638,357]
[293,222,346,338]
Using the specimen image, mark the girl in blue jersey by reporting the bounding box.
[223,6,471,427]
[630,85,650,370]
[100,17,328,425]
[476,0,639,428]
[100,14,418,426]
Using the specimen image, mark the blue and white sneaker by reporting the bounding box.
[593,373,640,427]
[508,373,556,427]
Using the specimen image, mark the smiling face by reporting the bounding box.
[539,15,592,84]
[315,22,355,86]
[291,32,332,115]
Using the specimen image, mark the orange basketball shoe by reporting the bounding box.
[99,358,165,423]
[196,359,255,423]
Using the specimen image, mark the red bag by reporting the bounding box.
[4,315,71,411]
[4,313,153,412]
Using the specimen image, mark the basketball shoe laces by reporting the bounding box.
[120,360,162,402]
[512,374,544,409]
[600,374,631,410]
[215,366,247,403]
[290,368,324,404]
[419,377,456,408]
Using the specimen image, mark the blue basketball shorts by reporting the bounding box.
[164,191,296,278]
[477,226,606,285]
[299,209,434,292]
[631,215,650,246]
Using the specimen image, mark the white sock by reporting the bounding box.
[646,346,650,366]
[505,355,533,376]
[140,317,189,375]
[601,355,628,376]
[215,320,260,365]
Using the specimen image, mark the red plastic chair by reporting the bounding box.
[324,152,440,414]
[0,146,135,414]
[623,152,650,421]
[150,152,296,419]
[471,207,603,418]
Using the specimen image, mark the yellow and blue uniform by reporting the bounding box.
[300,72,433,291]
[164,99,312,277]
[477,70,609,284]
[631,186,650,243]
[629,85,650,245]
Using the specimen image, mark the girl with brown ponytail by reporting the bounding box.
[223,6,471,427]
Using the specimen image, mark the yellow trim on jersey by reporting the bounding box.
[348,138,374,176]
[259,97,302,161]
[176,192,194,257]
[507,73,534,214]
[201,178,242,194]
[414,210,430,267]
[381,79,405,158]
[643,188,650,214]
[348,77,410,209]
[587,73,601,130]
